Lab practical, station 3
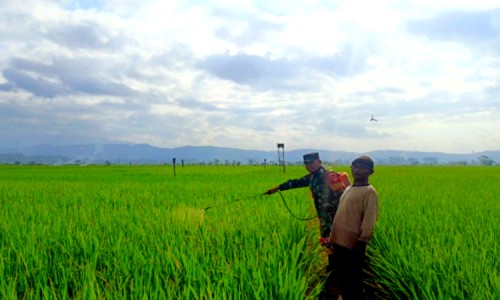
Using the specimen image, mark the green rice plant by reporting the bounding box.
[0,165,325,299]
[368,166,500,299]
[1,164,497,299]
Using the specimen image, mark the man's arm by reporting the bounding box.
[358,188,379,243]
[265,174,311,194]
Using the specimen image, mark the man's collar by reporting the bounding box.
[311,166,325,175]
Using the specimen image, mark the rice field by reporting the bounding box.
[0,164,498,299]
[368,166,500,299]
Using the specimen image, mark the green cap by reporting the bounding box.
[303,152,320,164]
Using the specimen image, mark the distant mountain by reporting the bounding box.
[1,143,498,165]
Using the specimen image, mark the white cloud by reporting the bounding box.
[0,0,499,153]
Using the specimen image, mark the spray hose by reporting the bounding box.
[277,191,316,221]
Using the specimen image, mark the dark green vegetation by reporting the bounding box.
[0,165,498,299]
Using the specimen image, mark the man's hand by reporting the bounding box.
[319,237,331,247]
[265,186,280,195]
[319,237,334,254]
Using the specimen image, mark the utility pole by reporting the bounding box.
[277,143,285,173]
[172,158,176,176]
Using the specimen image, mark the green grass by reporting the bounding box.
[368,166,500,299]
[0,165,498,299]
[0,165,323,299]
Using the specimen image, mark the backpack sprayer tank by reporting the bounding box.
[328,171,351,192]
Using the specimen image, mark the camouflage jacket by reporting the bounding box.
[279,166,343,237]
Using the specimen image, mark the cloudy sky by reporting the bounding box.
[1,0,499,153]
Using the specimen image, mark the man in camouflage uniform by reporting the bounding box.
[265,152,343,238]
[266,152,345,299]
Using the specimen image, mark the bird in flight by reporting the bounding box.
[370,115,378,122]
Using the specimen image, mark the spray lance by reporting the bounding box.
[203,193,266,212]
[203,190,314,220]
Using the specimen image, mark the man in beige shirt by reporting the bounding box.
[327,156,379,300]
